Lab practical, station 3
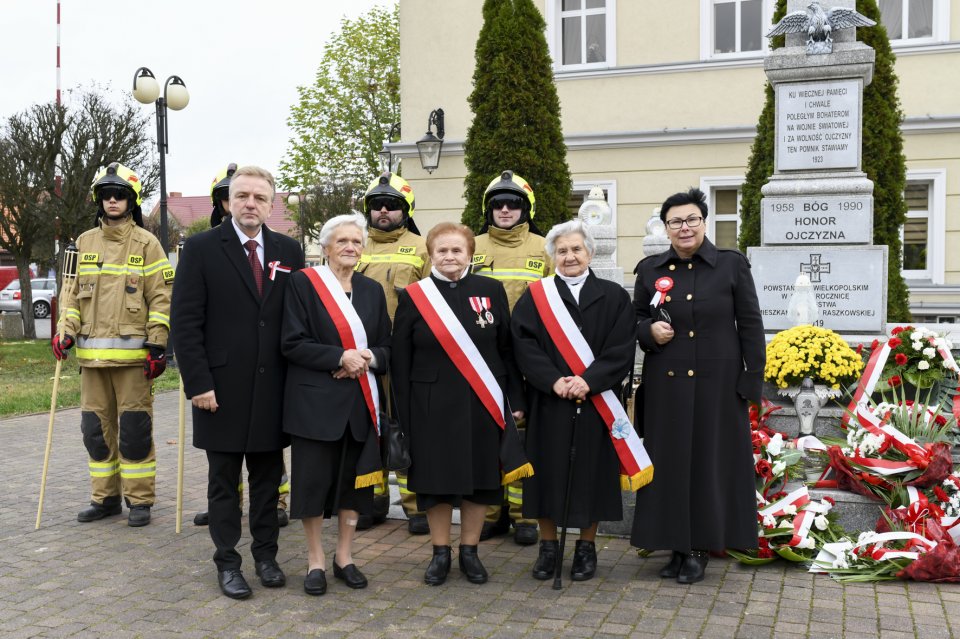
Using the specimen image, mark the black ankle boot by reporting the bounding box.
[532,540,559,580]
[570,540,597,581]
[424,545,451,586]
[77,496,122,522]
[677,550,708,584]
[458,544,488,584]
[659,551,686,579]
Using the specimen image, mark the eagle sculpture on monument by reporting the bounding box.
[767,2,875,54]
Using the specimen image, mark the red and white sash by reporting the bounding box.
[303,266,380,435]
[528,277,654,490]
[405,278,506,428]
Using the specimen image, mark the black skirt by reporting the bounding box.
[416,488,503,512]
[290,433,373,519]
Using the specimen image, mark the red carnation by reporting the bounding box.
[758,547,775,559]
[891,326,906,335]
[934,486,950,502]
[888,375,903,387]
[888,337,903,349]
[895,353,909,366]
[856,343,864,355]
[871,339,880,350]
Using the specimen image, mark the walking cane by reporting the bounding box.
[36,243,79,530]
[175,238,186,533]
[553,399,583,590]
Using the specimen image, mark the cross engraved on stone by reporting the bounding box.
[800,254,832,283]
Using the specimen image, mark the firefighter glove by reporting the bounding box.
[52,335,75,361]
[144,344,167,379]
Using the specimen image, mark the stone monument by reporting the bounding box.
[577,186,621,284]
[748,0,887,336]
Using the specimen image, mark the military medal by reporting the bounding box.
[650,276,673,308]
[469,296,493,328]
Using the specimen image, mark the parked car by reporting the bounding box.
[0,278,57,319]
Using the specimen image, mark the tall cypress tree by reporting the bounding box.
[739,0,910,321]
[462,0,571,233]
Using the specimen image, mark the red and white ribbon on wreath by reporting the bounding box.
[650,276,673,308]
[853,531,937,561]
[760,485,811,518]
[855,405,929,466]
[932,339,960,421]
[406,278,506,429]
[788,509,816,548]
[303,265,380,434]
[528,277,653,490]
[842,340,891,427]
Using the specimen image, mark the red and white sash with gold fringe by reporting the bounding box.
[528,277,654,491]
[303,266,380,434]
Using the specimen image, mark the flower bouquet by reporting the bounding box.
[878,326,959,391]
[750,399,802,498]
[765,325,863,390]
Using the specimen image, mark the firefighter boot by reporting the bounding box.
[78,495,122,522]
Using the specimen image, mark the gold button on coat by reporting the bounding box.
[669,264,676,271]
[667,370,675,377]
[689,331,695,338]
[686,294,693,300]
[688,370,695,377]
[688,263,693,269]
[665,295,671,302]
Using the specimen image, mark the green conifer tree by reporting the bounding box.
[739,0,910,321]
[461,0,571,233]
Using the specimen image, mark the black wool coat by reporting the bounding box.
[631,238,765,552]
[511,272,635,528]
[171,221,304,453]
[280,269,390,442]
[391,272,525,497]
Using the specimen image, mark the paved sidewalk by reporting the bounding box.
[2,389,959,638]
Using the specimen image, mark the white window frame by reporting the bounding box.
[700,0,776,61]
[545,0,617,72]
[901,168,946,284]
[879,0,950,47]
[699,176,744,247]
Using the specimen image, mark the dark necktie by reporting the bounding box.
[244,239,263,296]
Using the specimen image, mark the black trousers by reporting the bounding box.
[206,449,284,571]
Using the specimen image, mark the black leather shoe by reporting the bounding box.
[458,544,488,584]
[127,505,151,527]
[570,540,597,581]
[532,540,559,580]
[333,558,368,589]
[77,498,122,522]
[677,551,708,584]
[659,551,686,579]
[424,545,451,586]
[193,511,209,526]
[303,569,327,596]
[218,569,252,600]
[479,516,510,541]
[513,523,539,545]
[277,509,289,528]
[255,559,286,588]
[407,514,430,535]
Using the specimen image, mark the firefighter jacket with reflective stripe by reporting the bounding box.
[58,218,173,367]
[473,222,553,311]
[356,226,429,320]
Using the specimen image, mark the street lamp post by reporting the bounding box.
[132,67,189,254]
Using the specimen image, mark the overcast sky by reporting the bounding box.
[0,0,394,202]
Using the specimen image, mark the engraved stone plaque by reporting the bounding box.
[761,195,873,245]
[776,79,861,171]
[747,245,887,332]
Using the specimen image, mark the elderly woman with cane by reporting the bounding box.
[281,213,391,596]
[391,222,532,586]
[511,220,652,584]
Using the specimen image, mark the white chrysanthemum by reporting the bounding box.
[918,360,930,371]
[911,331,923,341]
[913,341,923,351]
[767,433,784,456]
[923,347,936,359]
[814,515,829,531]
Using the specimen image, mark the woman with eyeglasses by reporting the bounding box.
[630,187,765,584]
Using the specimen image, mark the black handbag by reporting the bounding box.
[380,382,411,471]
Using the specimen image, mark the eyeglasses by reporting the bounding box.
[99,186,129,202]
[368,197,402,212]
[489,196,523,211]
[665,215,703,230]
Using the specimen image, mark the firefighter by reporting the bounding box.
[52,162,172,527]
[472,170,553,545]
[356,172,430,535]
[192,163,290,528]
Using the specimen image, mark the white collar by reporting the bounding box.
[232,218,263,248]
[431,265,471,282]
[556,270,589,287]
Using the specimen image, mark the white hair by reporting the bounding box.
[544,219,595,260]
[319,212,368,248]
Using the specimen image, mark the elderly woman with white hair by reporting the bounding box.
[281,213,391,596]
[510,219,640,582]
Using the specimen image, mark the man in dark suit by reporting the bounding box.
[172,165,305,599]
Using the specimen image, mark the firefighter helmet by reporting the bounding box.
[482,170,535,219]
[91,162,142,206]
[363,172,415,218]
[210,163,238,204]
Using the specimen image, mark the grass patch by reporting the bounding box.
[0,340,180,418]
